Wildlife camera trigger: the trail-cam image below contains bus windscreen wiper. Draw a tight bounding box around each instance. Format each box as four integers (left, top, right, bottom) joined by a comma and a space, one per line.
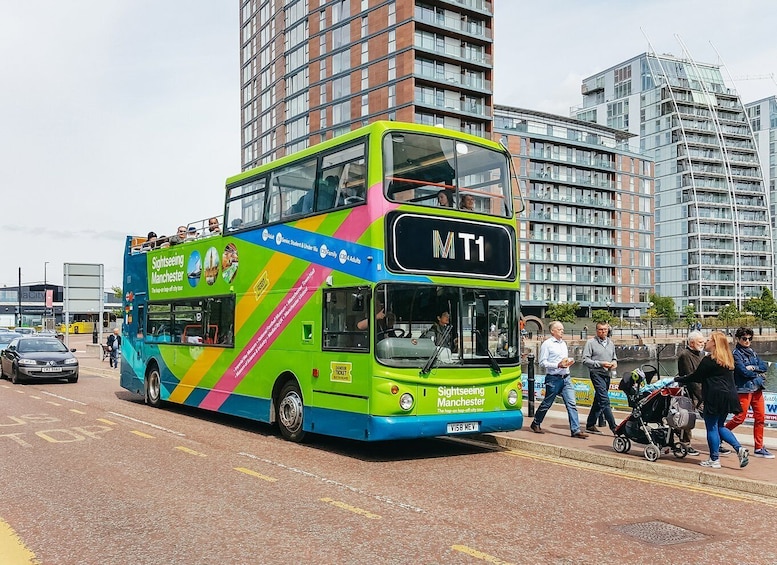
420, 324, 453, 375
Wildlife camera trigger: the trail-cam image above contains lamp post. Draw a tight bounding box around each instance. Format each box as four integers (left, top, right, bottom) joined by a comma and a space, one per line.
648, 301, 654, 337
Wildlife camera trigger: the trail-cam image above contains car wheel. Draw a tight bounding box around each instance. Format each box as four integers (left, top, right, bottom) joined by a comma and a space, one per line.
11, 365, 22, 385
146, 365, 162, 407
67, 374, 78, 383
277, 380, 306, 442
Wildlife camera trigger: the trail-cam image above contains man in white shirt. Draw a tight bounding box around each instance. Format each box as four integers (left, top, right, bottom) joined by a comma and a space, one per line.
529, 321, 588, 438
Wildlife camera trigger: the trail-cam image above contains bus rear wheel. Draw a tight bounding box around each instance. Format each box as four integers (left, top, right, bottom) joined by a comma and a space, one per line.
277, 381, 305, 442
146, 365, 162, 408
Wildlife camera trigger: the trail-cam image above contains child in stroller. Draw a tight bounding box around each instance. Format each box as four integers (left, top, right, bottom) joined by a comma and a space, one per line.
613, 364, 697, 462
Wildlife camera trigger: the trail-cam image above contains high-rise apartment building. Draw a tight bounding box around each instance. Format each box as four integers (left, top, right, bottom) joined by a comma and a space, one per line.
746, 95, 777, 284
576, 53, 774, 315
239, 0, 494, 171
494, 106, 654, 321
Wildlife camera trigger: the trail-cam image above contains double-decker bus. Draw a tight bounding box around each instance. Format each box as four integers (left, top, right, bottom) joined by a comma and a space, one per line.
120, 122, 522, 442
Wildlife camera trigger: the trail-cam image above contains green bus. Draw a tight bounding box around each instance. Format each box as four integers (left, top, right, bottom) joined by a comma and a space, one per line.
120, 121, 523, 442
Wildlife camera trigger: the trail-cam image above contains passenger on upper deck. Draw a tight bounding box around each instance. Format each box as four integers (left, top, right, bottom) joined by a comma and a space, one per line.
186, 226, 199, 240
208, 218, 221, 235
437, 190, 453, 207
459, 194, 475, 211
141, 231, 158, 251
169, 226, 187, 246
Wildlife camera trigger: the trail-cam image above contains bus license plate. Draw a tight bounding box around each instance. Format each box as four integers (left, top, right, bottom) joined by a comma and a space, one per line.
447, 422, 479, 434
41, 367, 62, 373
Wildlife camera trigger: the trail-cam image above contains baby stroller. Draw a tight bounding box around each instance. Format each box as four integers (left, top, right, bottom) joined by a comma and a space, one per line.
612, 364, 697, 462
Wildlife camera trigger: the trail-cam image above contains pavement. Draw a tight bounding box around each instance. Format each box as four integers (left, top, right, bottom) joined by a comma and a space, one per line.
69, 334, 777, 499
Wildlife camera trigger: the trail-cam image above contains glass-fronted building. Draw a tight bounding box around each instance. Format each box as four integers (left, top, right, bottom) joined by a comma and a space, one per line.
576, 53, 774, 315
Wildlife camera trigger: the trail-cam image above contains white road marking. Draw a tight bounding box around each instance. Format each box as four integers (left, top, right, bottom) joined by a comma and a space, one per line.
39, 391, 87, 405
238, 451, 425, 514
107, 412, 186, 437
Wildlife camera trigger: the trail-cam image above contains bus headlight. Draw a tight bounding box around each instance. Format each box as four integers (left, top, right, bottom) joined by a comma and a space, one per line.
507, 389, 518, 406
399, 393, 414, 411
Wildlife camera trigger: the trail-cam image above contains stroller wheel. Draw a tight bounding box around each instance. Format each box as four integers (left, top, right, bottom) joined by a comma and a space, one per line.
644, 444, 661, 462
613, 436, 630, 453
672, 442, 688, 459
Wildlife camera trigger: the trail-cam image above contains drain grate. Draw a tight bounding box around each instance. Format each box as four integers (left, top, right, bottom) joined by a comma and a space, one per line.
613, 520, 708, 546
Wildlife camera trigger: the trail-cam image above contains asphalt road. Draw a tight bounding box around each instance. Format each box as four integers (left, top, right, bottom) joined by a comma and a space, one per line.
2, 367, 777, 564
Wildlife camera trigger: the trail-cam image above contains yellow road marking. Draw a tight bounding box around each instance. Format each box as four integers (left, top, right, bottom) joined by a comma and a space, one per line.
319, 497, 381, 519
175, 446, 206, 457
29, 395, 40, 399
69, 409, 86, 415
96, 419, 116, 425
0, 517, 39, 564
234, 467, 277, 482
499, 447, 777, 506
130, 430, 155, 439
452, 545, 514, 565
15, 390, 25, 394
45, 401, 60, 406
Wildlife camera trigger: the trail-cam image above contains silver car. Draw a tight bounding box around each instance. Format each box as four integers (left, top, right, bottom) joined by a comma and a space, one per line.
0, 336, 79, 384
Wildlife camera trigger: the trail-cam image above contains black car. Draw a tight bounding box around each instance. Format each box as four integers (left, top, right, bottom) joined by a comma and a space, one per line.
0, 336, 79, 384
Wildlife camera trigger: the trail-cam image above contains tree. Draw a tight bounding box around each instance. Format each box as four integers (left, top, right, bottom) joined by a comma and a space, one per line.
716, 302, 741, 331
545, 302, 579, 323
744, 287, 777, 327
648, 293, 677, 323
112, 285, 123, 299
682, 305, 699, 329
591, 309, 614, 325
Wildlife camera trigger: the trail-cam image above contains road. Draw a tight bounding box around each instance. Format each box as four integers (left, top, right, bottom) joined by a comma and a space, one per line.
2, 368, 776, 564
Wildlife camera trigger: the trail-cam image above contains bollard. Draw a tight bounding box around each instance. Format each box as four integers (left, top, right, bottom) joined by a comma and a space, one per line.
527, 353, 535, 418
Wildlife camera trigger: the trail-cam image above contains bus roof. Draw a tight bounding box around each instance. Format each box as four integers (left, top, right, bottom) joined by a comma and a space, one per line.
225, 121, 506, 187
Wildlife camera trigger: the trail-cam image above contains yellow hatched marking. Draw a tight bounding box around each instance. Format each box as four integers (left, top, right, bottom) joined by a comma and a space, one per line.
452, 545, 514, 565
96, 418, 117, 425
175, 446, 206, 457
0, 518, 39, 564
130, 430, 155, 439
234, 467, 277, 482
69, 409, 87, 415
46, 401, 61, 406
319, 497, 381, 520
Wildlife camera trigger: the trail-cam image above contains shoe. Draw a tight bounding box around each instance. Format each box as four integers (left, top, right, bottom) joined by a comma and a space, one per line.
585, 426, 603, 435
571, 431, 589, 439
530, 422, 544, 434
718, 446, 732, 456
738, 447, 749, 468
754, 448, 775, 459
700, 459, 721, 469
685, 446, 701, 456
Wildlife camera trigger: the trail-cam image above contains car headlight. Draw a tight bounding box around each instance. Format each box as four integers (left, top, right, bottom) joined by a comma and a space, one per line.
64, 358, 78, 365
507, 389, 518, 406
18, 359, 37, 365
399, 393, 414, 411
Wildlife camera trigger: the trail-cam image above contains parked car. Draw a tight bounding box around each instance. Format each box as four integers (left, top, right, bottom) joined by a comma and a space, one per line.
0, 331, 22, 355
0, 336, 79, 384
14, 327, 36, 335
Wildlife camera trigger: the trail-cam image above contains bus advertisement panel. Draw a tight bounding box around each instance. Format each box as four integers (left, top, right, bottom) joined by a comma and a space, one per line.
120, 122, 523, 442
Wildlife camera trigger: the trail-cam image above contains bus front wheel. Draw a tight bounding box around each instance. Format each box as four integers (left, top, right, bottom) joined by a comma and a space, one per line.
277, 381, 306, 442
146, 365, 162, 408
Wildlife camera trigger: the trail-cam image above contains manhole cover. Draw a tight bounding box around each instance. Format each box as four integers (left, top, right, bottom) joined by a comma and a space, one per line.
613, 520, 708, 546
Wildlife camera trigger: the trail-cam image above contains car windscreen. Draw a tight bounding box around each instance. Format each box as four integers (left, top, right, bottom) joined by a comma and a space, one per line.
17, 339, 69, 353
0, 333, 22, 345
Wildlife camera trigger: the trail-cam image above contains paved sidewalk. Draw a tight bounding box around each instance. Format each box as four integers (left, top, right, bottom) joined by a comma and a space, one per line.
486, 401, 777, 499
70, 334, 776, 497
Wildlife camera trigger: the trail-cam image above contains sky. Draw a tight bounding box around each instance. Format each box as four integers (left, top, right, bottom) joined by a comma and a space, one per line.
2, 1, 776, 290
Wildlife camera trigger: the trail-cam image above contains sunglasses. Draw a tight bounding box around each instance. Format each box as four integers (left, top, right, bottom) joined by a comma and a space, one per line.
739, 336, 752, 342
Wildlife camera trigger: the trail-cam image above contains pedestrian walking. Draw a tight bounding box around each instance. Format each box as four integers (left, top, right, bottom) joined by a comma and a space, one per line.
725, 327, 774, 458
529, 321, 588, 438
675, 330, 706, 456
107, 328, 122, 369
582, 322, 618, 435
675, 331, 749, 469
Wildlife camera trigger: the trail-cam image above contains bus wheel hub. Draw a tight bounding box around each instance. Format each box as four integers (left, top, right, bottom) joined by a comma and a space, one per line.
279, 391, 303, 432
